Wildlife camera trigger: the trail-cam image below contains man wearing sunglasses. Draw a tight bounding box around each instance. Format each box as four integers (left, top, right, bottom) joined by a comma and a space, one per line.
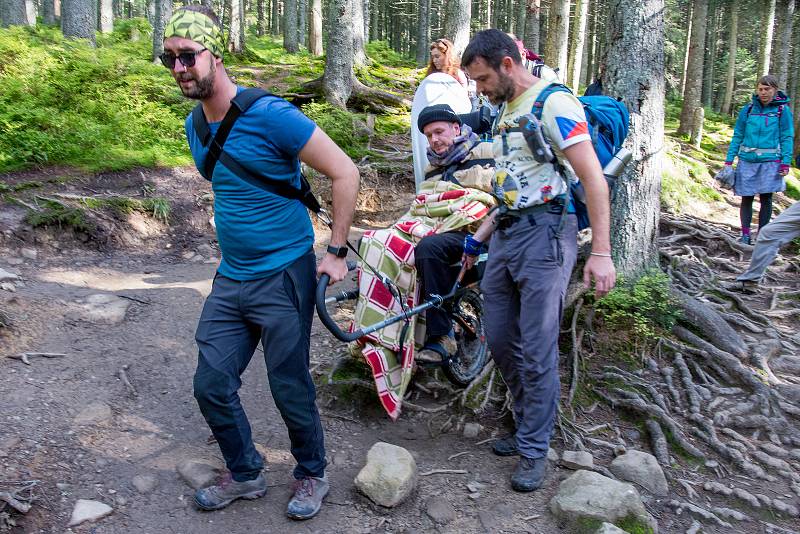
162, 5, 359, 521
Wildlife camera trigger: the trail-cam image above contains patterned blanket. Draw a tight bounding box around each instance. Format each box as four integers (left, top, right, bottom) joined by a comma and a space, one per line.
349, 180, 495, 419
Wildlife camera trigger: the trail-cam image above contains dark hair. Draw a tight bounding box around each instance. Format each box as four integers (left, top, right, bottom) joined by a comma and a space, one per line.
462, 29, 521, 70
181, 3, 222, 28
757, 74, 779, 89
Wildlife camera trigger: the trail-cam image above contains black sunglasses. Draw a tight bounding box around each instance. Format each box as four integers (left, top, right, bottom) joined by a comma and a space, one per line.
159, 48, 208, 69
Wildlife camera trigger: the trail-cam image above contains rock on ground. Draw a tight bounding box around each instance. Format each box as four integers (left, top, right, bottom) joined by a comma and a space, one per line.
132, 474, 159, 494
73, 401, 112, 426
0, 268, 19, 282
75, 294, 130, 325
68, 499, 113, 526
560, 450, 594, 470
354, 442, 417, 507
610, 450, 669, 496
176, 458, 223, 490
550, 470, 657, 533
463, 423, 482, 439
596, 522, 630, 533
425, 497, 456, 525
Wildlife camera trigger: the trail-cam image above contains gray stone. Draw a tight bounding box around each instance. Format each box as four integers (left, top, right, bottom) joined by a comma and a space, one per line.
68, 499, 113, 526
560, 450, 594, 470
176, 458, 223, 490
550, 470, 657, 533
196, 244, 215, 258
425, 497, 456, 525
5, 257, 23, 266
20, 248, 37, 260
547, 448, 559, 462
75, 294, 130, 325
595, 523, 630, 534
0, 268, 19, 282
132, 474, 158, 494
463, 423, 482, 439
1, 282, 16, 292
610, 450, 668, 496
354, 442, 417, 507
74, 401, 112, 426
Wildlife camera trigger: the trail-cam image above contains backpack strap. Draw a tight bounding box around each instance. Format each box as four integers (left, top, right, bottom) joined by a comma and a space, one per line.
532, 83, 572, 121
191, 88, 322, 214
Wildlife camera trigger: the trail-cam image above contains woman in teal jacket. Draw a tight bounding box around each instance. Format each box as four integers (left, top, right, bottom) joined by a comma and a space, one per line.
725, 75, 794, 244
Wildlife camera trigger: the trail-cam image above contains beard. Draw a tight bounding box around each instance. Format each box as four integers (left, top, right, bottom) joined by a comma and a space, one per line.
487, 71, 516, 105
176, 59, 216, 100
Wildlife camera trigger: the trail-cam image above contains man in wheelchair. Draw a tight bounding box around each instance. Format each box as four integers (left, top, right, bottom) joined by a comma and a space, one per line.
349, 104, 496, 419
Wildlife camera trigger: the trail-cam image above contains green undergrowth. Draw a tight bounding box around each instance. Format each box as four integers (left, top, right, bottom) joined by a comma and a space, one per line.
573, 515, 653, 534
23, 195, 170, 232
0, 23, 194, 173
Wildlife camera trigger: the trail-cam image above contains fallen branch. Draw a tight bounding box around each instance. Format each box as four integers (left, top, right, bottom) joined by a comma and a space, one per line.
419, 469, 468, 476
116, 364, 138, 397
9, 352, 66, 365
0, 492, 30, 514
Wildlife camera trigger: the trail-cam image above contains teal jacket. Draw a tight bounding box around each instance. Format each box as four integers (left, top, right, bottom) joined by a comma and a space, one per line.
726, 91, 794, 165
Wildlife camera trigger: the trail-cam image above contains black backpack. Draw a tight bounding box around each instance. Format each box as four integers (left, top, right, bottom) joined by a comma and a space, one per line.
191, 88, 321, 214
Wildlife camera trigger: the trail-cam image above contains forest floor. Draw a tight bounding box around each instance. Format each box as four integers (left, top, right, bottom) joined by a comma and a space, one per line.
2, 134, 800, 534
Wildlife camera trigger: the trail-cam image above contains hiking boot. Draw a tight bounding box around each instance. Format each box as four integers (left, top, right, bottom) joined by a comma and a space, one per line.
286, 475, 329, 520
194, 472, 267, 511
511, 456, 547, 492
740, 234, 751, 245
416, 334, 457, 363
491, 434, 519, 456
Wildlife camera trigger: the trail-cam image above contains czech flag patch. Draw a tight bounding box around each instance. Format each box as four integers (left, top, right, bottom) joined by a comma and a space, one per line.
555, 116, 589, 140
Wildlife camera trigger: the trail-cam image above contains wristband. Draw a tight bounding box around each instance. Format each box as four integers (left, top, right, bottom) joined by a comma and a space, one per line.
590, 252, 612, 258
463, 234, 483, 256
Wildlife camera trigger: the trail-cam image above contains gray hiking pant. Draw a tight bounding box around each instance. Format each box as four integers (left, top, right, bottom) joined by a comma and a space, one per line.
481, 210, 578, 459
737, 201, 800, 283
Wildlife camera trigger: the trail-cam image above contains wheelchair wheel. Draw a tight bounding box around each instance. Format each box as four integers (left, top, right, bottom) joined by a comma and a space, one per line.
443, 288, 489, 386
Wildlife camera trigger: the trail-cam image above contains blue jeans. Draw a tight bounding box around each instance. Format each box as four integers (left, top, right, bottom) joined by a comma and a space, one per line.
193, 251, 326, 481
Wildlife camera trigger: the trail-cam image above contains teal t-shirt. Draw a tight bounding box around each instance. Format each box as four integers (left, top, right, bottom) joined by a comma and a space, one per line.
186, 91, 316, 280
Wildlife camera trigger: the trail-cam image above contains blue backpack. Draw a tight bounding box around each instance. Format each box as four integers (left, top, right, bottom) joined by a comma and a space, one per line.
532, 83, 630, 230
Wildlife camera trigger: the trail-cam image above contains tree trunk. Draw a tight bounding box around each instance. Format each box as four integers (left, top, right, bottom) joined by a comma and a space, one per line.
774, 0, 793, 88
543, 0, 569, 76
416, 0, 430, 65
584, 5, 597, 85
228, 0, 245, 53
701, 0, 717, 107
679, 2, 693, 98
604, 0, 665, 276
99, 0, 114, 32
677, 0, 707, 137
758, 0, 776, 77
284, 0, 299, 52
323, 0, 355, 108
309, 0, 323, 55
515, 0, 526, 37
790, 18, 800, 118
257, 0, 266, 36
690, 106, 704, 147
298, 0, 308, 48
352, 0, 367, 66
43, 0, 57, 24
61, 0, 96, 45
152, 0, 172, 61
363, 0, 370, 44
567, 0, 589, 92
443, 0, 471, 57
271, 0, 280, 35
3, 0, 34, 26
523, 0, 540, 52
721, 2, 737, 115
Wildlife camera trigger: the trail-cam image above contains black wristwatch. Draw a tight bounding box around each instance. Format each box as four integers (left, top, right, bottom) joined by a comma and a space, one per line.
326, 244, 348, 258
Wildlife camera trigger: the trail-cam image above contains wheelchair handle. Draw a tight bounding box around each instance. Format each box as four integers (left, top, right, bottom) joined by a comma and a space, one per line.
316, 273, 364, 342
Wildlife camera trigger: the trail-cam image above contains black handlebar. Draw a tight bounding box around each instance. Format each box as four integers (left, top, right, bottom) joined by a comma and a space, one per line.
315, 273, 364, 342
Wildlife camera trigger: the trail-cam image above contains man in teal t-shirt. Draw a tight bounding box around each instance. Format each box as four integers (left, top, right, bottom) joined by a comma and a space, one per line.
163, 5, 359, 520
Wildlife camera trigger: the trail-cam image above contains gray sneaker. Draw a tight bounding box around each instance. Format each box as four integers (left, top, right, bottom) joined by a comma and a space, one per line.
286, 475, 329, 520
194, 472, 267, 511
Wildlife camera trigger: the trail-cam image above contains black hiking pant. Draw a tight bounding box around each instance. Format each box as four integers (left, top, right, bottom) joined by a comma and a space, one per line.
415, 231, 467, 340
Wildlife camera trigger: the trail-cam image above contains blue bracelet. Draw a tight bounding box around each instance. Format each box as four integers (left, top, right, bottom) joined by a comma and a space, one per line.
464, 234, 483, 256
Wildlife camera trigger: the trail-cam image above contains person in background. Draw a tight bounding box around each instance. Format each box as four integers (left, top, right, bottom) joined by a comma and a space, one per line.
736, 200, 800, 289
427, 38, 469, 89
725, 74, 794, 245
507, 33, 560, 83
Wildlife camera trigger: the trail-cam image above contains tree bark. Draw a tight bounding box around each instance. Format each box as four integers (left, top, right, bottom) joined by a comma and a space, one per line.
61, 0, 96, 45
352, 0, 367, 66
679, 2, 693, 98
43, 0, 57, 24
298, 0, 308, 48
584, 5, 597, 85
257, 0, 266, 36
362, 0, 370, 44
523, 0, 541, 52
604, 0, 665, 276
758, 0, 776, 77
515, 0, 526, 37
271, 0, 280, 35
309, 0, 323, 55
152, 0, 172, 61
323, 0, 355, 108
677, 0, 707, 137
228, 0, 245, 53
567, 0, 589, 92
416, 0, 431, 65
701, 0, 717, 108
99, 0, 114, 32
721, 2, 737, 115
774, 0, 794, 88
3, 0, 34, 26
443, 0, 471, 58
543, 0, 569, 76
284, 0, 299, 52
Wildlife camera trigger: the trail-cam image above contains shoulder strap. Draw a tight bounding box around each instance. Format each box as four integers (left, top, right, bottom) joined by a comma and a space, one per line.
424, 158, 494, 181
532, 83, 572, 120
